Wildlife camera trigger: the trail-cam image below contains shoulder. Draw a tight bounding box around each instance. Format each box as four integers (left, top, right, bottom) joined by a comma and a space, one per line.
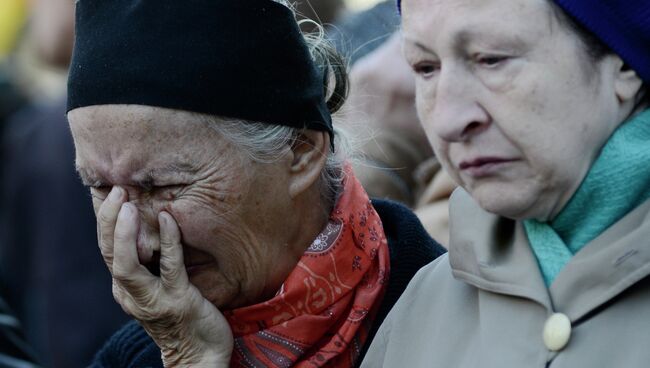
378, 254, 478, 344
358, 199, 446, 363
360, 255, 459, 367
371, 197, 446, 285
90, 320, 163, 368
391, 253, 453, 308
371, 198, 446, 313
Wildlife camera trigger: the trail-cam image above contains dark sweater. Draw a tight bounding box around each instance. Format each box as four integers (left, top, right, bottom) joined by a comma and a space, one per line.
90, 199, 446, 368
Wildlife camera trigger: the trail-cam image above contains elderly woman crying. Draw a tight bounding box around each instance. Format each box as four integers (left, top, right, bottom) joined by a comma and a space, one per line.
362, 0, 650, 367
67, 0, 444, 367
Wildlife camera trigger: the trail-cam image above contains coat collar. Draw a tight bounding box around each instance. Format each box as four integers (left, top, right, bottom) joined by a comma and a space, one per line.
448, 188, 650, 319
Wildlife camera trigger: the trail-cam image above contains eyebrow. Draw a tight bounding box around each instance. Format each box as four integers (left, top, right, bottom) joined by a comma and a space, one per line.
403, 37, 436, 55
76, 162, 200, 188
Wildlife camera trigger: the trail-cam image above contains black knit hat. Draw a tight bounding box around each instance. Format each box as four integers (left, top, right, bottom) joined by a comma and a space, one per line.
67, 0, 334, 137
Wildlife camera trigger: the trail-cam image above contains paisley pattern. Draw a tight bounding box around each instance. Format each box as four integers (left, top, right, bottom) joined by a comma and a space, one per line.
307, 220, 342, 253
226, 168, 390, 367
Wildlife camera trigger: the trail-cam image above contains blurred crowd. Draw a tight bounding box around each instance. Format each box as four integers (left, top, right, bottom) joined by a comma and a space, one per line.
0, 0, 453, 366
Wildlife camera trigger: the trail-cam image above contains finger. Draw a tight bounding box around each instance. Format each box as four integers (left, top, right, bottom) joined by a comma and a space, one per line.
97, 186, 126, 272
113, 203, 155, 293
112, 281, 139, 317
158, 211, 189, 289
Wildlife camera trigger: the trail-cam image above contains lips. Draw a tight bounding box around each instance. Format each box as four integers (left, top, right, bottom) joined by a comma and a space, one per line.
458, 156, 518, 177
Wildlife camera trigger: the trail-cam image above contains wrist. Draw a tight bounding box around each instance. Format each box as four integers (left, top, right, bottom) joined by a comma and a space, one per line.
162, 351, 231, 368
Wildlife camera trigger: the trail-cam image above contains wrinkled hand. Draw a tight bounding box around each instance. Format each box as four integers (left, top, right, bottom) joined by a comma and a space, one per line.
97, 186, 233, 367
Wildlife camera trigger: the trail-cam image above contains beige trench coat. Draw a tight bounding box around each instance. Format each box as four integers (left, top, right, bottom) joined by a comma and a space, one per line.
361, 189, 650, 367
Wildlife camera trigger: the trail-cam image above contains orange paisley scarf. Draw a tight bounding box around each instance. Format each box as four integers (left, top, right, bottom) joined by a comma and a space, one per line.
225, 169, 390, 367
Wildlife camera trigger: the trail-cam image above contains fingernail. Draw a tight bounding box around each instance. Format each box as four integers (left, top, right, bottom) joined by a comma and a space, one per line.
158, 211, 169, 225
121, 202, 134, 216
109, 186, 123, 201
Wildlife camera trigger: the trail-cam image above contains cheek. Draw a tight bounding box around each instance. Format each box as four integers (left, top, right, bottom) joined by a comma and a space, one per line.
415, 81, 436, 119
436, 146, 463, 186
167, 198, 239, 247
415, 91, 441, 145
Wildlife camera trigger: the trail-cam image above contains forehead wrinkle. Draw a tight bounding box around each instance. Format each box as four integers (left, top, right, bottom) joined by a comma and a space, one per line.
454, 29, 529, 53
405, 0, 549, 51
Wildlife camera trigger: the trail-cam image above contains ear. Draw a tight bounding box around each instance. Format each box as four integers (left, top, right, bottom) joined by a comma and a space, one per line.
611, 56, 643, 105
288, 130, 330, 199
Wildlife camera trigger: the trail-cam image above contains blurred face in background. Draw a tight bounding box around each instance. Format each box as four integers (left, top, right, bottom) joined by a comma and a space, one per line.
30, 0, 75, 68
401, 0, 639, 221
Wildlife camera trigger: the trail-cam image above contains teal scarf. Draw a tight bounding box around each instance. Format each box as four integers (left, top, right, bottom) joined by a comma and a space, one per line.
524, 109, 650, 286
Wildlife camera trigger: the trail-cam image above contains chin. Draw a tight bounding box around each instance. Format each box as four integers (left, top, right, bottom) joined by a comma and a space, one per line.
470, 182, 539, 220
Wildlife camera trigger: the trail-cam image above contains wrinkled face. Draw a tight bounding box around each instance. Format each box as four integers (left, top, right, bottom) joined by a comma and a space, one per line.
402, 0, 624, 220
69, 105, 295, 309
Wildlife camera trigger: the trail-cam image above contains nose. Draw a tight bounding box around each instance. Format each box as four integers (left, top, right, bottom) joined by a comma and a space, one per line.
428, 65, 491, 142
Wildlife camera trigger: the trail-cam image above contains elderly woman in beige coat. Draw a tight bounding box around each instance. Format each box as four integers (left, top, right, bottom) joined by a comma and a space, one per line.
362, 0, 650, 367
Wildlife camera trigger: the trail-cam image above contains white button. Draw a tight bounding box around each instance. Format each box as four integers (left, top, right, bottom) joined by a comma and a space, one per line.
543, 313, 571, 351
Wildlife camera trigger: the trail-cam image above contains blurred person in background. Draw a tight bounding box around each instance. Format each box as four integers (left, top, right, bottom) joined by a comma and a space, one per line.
331, 2, 455, 245
0, 0, 27, 60
0, 4, 35, 366
330, 0, 399, 65
0, 0, 128, 366
0, 4, 43, 366
343, 34, 456, 246
0, 0, 28, 129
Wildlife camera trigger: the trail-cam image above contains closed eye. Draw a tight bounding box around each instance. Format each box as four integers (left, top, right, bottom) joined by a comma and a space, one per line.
412, 61, 440, 79
89, 186, 112, 200
476, 55, 509, 68
152, 184, 186, 200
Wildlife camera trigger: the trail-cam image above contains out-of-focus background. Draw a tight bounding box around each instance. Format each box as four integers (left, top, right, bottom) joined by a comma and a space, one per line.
347, 0, 383, 10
